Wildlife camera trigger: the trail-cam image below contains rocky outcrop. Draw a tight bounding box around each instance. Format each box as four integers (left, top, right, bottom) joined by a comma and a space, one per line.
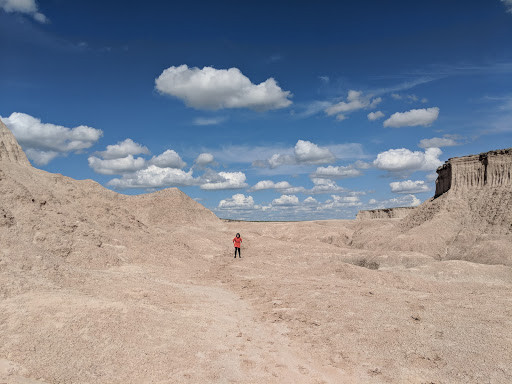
435, 148, 512, 197
0, 118, 31, 166
356, 207, 416, 220
352, 147, 512, 266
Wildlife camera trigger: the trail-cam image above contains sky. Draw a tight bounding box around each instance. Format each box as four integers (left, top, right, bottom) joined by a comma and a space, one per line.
1, 0, 512, 220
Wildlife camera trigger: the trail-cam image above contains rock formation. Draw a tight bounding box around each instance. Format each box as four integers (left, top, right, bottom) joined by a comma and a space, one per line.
0, 119, 31, 166
435, 148, 512, 197
353, 147, 512, 265
356, 207, 415, 220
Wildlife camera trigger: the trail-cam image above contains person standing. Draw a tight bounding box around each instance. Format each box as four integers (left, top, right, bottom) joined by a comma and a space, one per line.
233, 233, 242, 258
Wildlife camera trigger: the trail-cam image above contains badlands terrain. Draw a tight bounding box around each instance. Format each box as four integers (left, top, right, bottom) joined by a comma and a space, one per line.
0, 119, 511, 383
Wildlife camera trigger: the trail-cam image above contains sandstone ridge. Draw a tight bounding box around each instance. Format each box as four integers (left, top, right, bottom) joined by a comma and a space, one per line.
0, 119, 31, 166
356, 206, 415, 220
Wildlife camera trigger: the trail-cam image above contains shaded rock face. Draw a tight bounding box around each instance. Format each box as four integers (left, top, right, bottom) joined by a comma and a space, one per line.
356, 207, 416, 220
0, 118, 31, 166
435, 148, 512, 197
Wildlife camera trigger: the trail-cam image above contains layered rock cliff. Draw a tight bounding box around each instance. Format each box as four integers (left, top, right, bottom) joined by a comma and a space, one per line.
356, 207, 415, 220
435, 148, 512, 197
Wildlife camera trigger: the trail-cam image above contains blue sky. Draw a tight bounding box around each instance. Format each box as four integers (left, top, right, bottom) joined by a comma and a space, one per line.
1, 0, 512, 220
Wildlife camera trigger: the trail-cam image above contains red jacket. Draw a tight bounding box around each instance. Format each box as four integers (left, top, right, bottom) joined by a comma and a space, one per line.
233, 237, 242, 248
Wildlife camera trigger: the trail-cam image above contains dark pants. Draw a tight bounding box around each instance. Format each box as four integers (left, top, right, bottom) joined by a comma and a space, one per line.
234, 247, 241, 258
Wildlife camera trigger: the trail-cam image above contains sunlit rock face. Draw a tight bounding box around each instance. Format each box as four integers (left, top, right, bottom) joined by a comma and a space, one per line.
435, 148, 512, 197
0, 118, 31, 166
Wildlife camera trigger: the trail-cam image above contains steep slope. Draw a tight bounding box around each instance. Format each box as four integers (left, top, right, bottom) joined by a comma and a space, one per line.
0, 119, 30, 166
352, 148, 512, 265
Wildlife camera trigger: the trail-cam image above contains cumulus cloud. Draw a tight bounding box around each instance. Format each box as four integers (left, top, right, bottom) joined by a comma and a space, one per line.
322, 195, 362, 209
309, 178, 348, 194
418, 137, 459, 149
192, 117, 227, 126
149, 149, 186, 169
2, 112, 103, 165
253, 140, 335, 169
389, 180, 431, 194
218, 194, 259, 210
368, 111, 385, 121
373, 147, 443, 174
0, 0, 47, 22
97, 138, 150, 160
249, 180, 306, 194
88, 155, 146, 175
272, 194, 300, 206
200, 171, 248, 190
155, 65, 292, 111
501, 0, 512, 13
325, 90, 381, 121
195, 153, 215, 167
383, 107, 439, 128
368, 194, 422, 209
107, 166, 196, 189
303, 196, 318, 205
310, 165, 362, 179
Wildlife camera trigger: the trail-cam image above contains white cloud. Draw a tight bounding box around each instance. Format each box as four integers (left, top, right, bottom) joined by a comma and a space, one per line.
107, 166, 196, 189
272, 194, 300, 206
303, 196, 318, 205
383, 107, 439, 128
368, 194, 422, 209
389, 180, 431, 194
367, 111, 385, 121
200, 171, 248, 190
418, 137, 459, 149
295, 140, 335, 164
249, 180, 306, 194
310, 165, 362, 179
88, 155, 146, 175
150, 149, 186, 169
322, 195, 362, 209
155, 65, 292, 111
373, 147, 443, 173
24, 149, 58, 165
97, 138, 149, 159
2, 112, 103, 165
501, 0, 512, 13
319, 76, 330, 83
218, 194, 259, 210
391, 93, 421, 102
325, 90, 381, 121
0, 0, 47, 22
195, 152, 215, 166
192, 117, 227, 126
253, 140, 335, 169
353, 160, 372, 169
309, 178, 348, 194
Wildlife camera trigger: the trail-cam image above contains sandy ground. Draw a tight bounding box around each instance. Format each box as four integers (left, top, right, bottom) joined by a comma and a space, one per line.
1, 214, 511, 383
